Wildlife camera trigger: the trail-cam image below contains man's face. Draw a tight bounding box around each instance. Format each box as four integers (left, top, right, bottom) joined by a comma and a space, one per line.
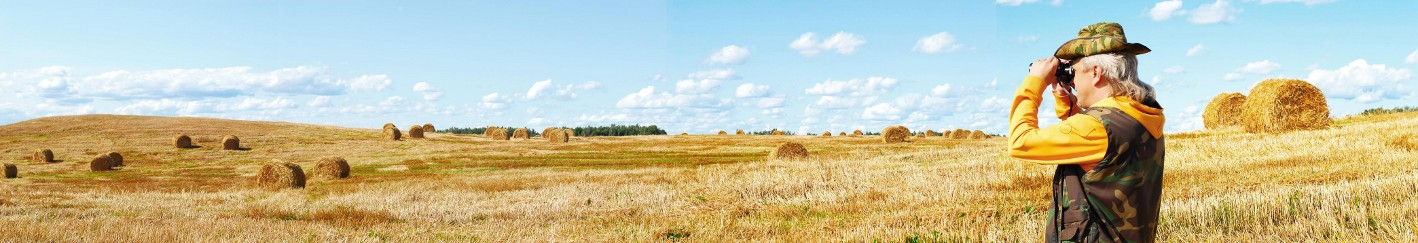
1071, 64, 1096, 105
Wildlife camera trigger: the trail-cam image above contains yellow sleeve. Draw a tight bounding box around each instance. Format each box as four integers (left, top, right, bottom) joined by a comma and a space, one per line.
1053, 88, 1079, 120
1008, 75, 1107, 165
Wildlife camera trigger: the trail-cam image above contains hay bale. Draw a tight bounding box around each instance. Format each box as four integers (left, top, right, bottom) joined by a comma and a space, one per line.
90, 154, 113, 172
915, 134, 925, 138
771, 129, 785, 135
32, 149, 54, 163
838, 132, 846, 136
679, 132, 689, 136
256, 160, 305, 190
543, 127, 557, 138
548, 128, 570, 143
222, 135, 241, 150
951, 129, 969, 139
1241, 79, 1331, 133
312, 156, 350, 180
970, 130, 988, 139
769, 142, 809, 160
423, 123, 435, 133
718, 130, 728, 135
1204, 93, 1247, 129
852, 130, 863, 137
490, 128, 510, 140
3, 164, 16, 179
881, 126, 909, 143
382, 123, 403, 141
821, 131, 832, 137
925, 130, 937, 137
513, 128, 530, 139
483, 126, 496, 136
736, 129, 745, 135
408, 125, 425, 139
107, 152, 124, 167
174, 134, 193, 148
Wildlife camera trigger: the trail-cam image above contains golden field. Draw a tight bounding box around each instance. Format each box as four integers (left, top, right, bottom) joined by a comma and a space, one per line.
1, 113, 1416, 241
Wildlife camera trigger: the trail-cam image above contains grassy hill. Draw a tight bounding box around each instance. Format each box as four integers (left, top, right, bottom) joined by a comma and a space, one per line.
0, 113, 1415, 241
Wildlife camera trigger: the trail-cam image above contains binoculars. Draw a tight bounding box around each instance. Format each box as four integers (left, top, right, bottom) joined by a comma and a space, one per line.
1030, 62, 1075, 87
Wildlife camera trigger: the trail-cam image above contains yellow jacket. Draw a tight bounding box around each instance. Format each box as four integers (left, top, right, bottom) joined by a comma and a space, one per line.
1007, 75, 1165, 170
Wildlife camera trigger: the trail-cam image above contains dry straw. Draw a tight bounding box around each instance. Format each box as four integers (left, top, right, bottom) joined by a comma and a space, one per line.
257, 160, 305, 190
174, 134, 193, 148
881, 126, 909, 143
543, 127, 557, 138
107, 152, 124, 167
32, 149, 54, 163
313, 156, 350, 180
970, 130, 988, 139
383, 123, 403, 141
423, 123, 435, 133
483, 126, 496, 136
222, 135, 241, 150
408, 125, 425, 139
548, 128, 570, 143
718, 130, 728, 135
3, 164, 16, 178
838, 132, 846, 136
821, 131, 832, 137
491, 128, 510, 140
1204, 92, 1248, 129
513, 128, 530, 139
736, 129, 745, 135
926, 130, 937, 137
1241, 78, 1330, 133
951, 129, 969, 139
771, 129, 785, 136
769, 142, 809, 160
90, 154, 113, 172
851, 130, 863, 137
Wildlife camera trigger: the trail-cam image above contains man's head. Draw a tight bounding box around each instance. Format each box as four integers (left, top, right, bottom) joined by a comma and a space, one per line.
1054, 22, 1155, 107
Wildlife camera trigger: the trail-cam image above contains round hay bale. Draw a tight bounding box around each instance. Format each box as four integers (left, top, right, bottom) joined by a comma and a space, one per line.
491, 128, 510, 140
3, 164, 16, 178
382, 124, 403, 141
769, 142, 809, 160
548, 128, 570, 143
312, 156, 350, 180
174, 134, 193, 148
838, 132, 846, 136
881, 126, 909, 143
408, 125, 425, 139
513, 128, 530, 139
256, 160, 305, 190
679, 132, 689, 136
969, 130, 988, 139
222, 135, 241, 150
735, 129, 745, 135
925, 130, 937, 137
1241, 78, 1330, 133
90, 154, 113, 172
483, 126, 496, 136
107, 152, 124, 167
718, 130, 728, 135
821, 131, 832, 137
1203, 93, 1247, 129
951, 129, 969, 139
423, 123, 435, 133
32, 149, 54, 163
771, 129, 785, 136
851, 130, 863, 137
915, 134, 925, 138
543, 127, 557, 138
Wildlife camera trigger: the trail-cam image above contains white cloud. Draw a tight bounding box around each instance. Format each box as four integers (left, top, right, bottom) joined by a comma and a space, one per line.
378, 96, 406, 107
1163, 66, 1186, 74
1149, 0, 1186, 21
615, 86, 727, 109
524, 80, 602, 100
525, 80, 553, 100
805, 77, 899, 97
789, 32, 865, 57
675, 79, 721, 95
862, 103, 904, 120
480, 93, 511, 110
913, 32, 963, 54
1167, 105, 1205, 133
1, 66, 392, 104
757, 97, 786, 108
114, 99, 212, 116
345, 74, 393, 92
412, 82, 443, 101
1223, 73, 1243, 81
227, 97, 295, 111
984, 78, 999, 89
735, 83, 772, 98
1406, 49, 1418, 64
994, 0, 1039, 6
930, 84, 954, 97
1307, 59, 1413, 103
686, 69, 740, 80
1186, 44, 1206, 57
307, 96, 332, 107
705, 45, 750, 65
1238, 60, 1282, 74
1190, 0, 1238, 24
1258, 0, 1335, 6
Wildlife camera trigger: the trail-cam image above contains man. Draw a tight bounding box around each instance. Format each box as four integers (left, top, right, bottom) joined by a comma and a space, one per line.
1009, 22, 1166, 242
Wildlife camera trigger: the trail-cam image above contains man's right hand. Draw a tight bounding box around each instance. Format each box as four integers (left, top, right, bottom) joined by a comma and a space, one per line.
1028, 57, 1059, 85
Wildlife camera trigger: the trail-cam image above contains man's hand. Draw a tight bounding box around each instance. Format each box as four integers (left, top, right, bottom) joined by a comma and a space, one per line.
1028, 57, 1059, 85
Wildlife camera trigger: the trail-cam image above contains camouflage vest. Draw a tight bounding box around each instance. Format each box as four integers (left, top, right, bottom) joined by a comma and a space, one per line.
1045, 106, 1165, 243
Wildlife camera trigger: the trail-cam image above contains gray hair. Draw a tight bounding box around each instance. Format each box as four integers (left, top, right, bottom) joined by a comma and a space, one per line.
1074, 53, 1155, 103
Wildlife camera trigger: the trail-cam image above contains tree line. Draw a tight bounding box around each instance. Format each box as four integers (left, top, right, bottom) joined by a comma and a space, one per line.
442, 124, 667, 137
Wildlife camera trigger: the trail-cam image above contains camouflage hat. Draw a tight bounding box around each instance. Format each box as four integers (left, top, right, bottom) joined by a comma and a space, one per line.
1054, 22, 1151, 60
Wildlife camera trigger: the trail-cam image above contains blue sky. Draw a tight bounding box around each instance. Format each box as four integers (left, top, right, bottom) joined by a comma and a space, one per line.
1, 0, 1414, 134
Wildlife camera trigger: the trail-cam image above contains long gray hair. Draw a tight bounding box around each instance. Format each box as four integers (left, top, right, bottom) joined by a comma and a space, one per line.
1074, 53, 1155, 103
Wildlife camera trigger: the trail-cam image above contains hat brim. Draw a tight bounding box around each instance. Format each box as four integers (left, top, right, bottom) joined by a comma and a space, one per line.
1053, 36, 1151, 60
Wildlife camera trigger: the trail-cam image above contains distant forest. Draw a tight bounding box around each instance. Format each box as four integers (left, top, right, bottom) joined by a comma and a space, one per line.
442, 124, 667, 137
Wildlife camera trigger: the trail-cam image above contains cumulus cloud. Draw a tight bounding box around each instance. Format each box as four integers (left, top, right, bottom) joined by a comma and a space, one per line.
735, 83, 772, 98
524, 80, 602, 100
114, 99, 213, 116
307, 96, 333, 107
705, 45, 750, 65
1407, 49, 1418, 64
1149, 0, 1186, 21
686, 69, 740, 80
1307, 59, 1413, 103
1, 66, 392, 104
412, 82, 443, 101
1163, 66, 1186, 74
994, 0, 1038, 6
615, 86, 728, 110
789, 32, 865, 57
1190, 0, 1238, 24
480, 92, 511, 110
675, 79, 722, 95
930, 84, 954, 97
1238, 60, 1282, 74
227, 97, 296, 111
1258, 0, 1335, 6
1223, 73, 1243, 81
805, 77, 899, 97
914, 32, 963, 54
1186, 44, 1206, 57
